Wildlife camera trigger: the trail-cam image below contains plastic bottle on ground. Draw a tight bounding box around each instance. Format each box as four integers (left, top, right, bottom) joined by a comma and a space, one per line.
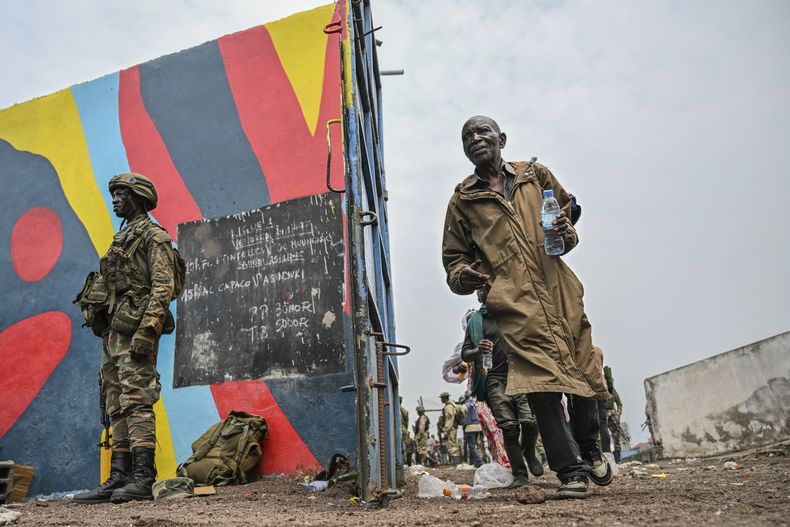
304, 480, 328, 492
417, 473, 448, 498
541, 189, 564, 256
442, 483, 490, 500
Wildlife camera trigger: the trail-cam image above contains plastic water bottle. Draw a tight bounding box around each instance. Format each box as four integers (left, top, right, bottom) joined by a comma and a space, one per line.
442, 483, 490, 500
304, 480, 328, 492
541, 189, 565, 256
482, 351, 493, 370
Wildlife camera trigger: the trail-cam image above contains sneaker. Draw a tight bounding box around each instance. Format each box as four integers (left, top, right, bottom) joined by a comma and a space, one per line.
554, 476, 589, 499
582, 447, 613, 486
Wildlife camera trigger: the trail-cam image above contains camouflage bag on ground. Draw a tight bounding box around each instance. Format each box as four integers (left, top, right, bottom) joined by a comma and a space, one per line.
177, 411, 268, 486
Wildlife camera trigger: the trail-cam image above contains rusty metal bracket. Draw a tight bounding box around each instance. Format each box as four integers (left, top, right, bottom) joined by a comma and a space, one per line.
381, 342, 410, 356
325, 119, 344, 193
366, 331, 410, 356
357, 210, 378, 226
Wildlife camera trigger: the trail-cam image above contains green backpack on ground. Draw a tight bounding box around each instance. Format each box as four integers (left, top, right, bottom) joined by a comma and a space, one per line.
177, 411, 268, 486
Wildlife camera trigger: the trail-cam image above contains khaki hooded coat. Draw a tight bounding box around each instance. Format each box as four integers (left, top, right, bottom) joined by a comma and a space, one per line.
442, 160, 608, 399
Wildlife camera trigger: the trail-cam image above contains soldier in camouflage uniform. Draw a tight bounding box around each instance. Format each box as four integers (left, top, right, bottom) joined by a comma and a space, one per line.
439, 392, 461, 465
413, 406, 430, 465
74, 173, 177, 504
400, 397, 412, 465
604, 366, 624, 462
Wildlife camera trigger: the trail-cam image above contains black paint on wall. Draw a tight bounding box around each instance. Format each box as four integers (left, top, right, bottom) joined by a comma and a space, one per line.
174, 193, 345, 387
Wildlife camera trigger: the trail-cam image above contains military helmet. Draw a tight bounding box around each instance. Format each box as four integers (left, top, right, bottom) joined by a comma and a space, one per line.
457, 396, 466, 404
439, 392, 450, 400
416, 405, 425, 412
109, 172, 158, 211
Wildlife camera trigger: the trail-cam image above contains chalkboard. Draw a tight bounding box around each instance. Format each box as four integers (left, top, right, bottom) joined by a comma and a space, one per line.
174, 193, 345, 388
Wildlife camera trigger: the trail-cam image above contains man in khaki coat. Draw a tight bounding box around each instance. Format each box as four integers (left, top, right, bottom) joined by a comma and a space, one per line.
442, 115, 612, 499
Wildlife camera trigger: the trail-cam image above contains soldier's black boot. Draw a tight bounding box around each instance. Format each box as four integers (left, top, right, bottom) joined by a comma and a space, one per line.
111, 447, 156, 503
503, 429, 530, 488
73, 451, 132, 504
521, 423, 545, 477
614, 449, 621, 463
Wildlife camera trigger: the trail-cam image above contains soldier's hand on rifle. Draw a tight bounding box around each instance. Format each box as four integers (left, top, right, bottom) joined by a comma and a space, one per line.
131, 334, 154, 362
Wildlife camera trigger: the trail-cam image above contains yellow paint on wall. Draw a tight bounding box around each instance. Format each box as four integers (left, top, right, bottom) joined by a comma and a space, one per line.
0, 90, 113, 255
266, 3, 337, 136
153, 398, 177, 479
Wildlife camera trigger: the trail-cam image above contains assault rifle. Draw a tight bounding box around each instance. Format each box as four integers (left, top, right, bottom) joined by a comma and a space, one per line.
607, 414, 630, 443
97, 373, 112, 449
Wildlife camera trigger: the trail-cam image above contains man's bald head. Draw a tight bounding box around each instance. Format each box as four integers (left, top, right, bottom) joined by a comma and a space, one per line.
462, 115, 501, 134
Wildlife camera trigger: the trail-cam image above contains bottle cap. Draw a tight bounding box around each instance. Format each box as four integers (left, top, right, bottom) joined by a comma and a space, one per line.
542, 189, 554, 198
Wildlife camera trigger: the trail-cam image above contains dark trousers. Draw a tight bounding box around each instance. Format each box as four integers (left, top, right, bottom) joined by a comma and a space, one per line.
597, 400, 612, 452
464, 431, 484, 467
528, 392, 599, 482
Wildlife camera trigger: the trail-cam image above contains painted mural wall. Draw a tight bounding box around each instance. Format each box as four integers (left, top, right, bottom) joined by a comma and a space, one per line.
0, 2, 354, 495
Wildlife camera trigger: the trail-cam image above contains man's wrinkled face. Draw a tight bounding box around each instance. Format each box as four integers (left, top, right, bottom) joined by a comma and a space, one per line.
112, 188, 138, 219
462, 117, 506, 167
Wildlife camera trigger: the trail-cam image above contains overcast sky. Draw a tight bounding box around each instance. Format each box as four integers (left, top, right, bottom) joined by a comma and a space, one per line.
2, 0, 789, 445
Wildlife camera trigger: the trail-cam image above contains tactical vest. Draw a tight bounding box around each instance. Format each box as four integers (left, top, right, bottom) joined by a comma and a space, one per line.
75, 217, 183, 336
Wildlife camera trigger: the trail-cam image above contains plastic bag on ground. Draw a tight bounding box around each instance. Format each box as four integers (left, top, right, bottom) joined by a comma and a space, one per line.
408, 464, 427, 476
455, 463, 475, 471
0, 507, 21, 525
417, 473, 449, 498
473, 462, 514, 489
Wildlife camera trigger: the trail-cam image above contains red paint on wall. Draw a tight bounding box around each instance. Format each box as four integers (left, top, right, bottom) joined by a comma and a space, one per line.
0, 312, 71, 438
217, 16, 343, 204
10, 207, 63, 282
119, 66, 203, 240
210, 380, 322, 474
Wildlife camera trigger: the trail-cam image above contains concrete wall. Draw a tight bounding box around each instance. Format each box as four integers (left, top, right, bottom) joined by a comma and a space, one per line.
0, 2, 351, 495
645, 331, 790, 458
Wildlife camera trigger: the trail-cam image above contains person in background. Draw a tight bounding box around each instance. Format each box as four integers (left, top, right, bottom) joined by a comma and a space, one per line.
604, 366, 624, 462
413, 406, 430, 466
462, 289, 543, 488
593, 346, 613, 453
459, 393, 485, 468
400, 396, 413, 465
439, 392, 462, 465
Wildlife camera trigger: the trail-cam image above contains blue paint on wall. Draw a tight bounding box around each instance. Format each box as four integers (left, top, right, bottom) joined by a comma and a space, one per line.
139, 41, 271, 219
156, 303, 220, 463
70, 73, 130, 233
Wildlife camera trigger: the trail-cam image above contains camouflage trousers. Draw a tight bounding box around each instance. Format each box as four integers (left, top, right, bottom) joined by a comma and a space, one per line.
414, 432, 429, 457
607, 410, 622, 451
443, 426, 460, 457
101, 330, 161, 451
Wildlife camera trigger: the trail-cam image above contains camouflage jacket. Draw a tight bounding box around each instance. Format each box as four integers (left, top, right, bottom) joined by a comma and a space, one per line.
101, 215, 176, 340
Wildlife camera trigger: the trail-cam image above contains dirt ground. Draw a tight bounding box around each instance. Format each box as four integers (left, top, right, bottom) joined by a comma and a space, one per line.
8, 453, 790, 526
